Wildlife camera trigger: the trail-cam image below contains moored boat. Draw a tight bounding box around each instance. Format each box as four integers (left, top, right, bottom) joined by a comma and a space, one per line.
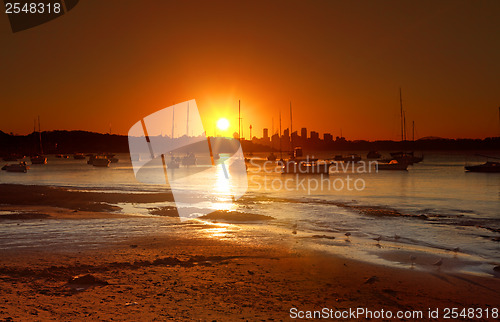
87, 155, 96, 165
389, 151, 423, 165
377, 160, 408, 171
181, 153, 196, 166
92, 156, 111, 167
2, 162, 29, 173
167, 156, 180, 169
465, 161, 500, 173
30, 155, 47, 164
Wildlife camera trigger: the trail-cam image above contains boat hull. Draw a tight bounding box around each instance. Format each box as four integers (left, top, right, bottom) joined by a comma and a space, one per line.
92, 159, 111, 167
377, 161, 408, 171
2, 163, 29, 172
30, 156, 47, 164
465, 162, 500, 173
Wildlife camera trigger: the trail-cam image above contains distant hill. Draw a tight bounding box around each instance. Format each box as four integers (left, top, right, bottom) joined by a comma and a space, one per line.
0, 130, 130, 154
417, 136, 446, 141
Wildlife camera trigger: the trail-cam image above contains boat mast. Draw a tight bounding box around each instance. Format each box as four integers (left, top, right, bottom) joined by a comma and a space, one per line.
186, 102, 189, 137
403, 111, 407, 142
238, 100, 241, 142
271, 117, 274, 151
290, 101, 293, 152
271, 117, 274, 139
412, 120, 415, 142
279, 110, 282, 160
400, 88, 404, 142
171, 105, 175, 139
38, 116, 43, 155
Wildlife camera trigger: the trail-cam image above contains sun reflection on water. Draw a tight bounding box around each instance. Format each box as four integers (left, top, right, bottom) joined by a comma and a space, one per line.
210, 162, 235, 212
202, 222, 235, 239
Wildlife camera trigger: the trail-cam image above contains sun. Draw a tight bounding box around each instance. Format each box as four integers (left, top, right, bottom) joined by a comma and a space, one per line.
216, 118, 230, 131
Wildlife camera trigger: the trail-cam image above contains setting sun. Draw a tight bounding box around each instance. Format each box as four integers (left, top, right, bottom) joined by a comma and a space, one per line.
216, 118, 230, 131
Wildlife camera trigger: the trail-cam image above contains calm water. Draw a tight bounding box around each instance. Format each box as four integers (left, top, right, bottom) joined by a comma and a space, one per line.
1, 152, 499, 275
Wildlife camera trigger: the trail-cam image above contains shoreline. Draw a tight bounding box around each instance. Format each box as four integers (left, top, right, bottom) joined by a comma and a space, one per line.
1, 183, 499, 277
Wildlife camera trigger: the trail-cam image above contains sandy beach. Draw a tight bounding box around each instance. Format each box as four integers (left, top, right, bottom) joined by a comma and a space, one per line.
0, 185, 499, 321
1, 233, 500, 321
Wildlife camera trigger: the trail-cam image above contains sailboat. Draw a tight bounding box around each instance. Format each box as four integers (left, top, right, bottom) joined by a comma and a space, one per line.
167, 155, 181, 169
2, 161, 29, 173
465, 154, 500, 173
266, 117, 278, 161
279, 110, 283, 162
377, 159, 408, 171
465, 161, 500, 173
282, 102, 330, 174
381, 89, 423, 165
181, 103, 196, 166
92, 156, 111, 167
167, 106, 180, 169
30, 116, 47, 165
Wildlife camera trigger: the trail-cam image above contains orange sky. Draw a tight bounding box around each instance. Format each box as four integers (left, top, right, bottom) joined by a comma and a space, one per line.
1, 0, 499, 140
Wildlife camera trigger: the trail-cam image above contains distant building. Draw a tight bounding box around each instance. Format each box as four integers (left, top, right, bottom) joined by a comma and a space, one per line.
301, 127, 307, 139
310, 131, 319, 141
271, 133, 280, 148
283, 128, 290, 138
263, 128, 269, 139
291, 131, 299, 145
323, 133, 333, 142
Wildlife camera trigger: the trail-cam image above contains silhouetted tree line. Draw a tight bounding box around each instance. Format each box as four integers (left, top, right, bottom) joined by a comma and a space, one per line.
0, 130, 498, 155
0, 130, 129, 154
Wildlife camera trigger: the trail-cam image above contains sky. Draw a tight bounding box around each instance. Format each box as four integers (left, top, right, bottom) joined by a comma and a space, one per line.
1, 0, 499, 140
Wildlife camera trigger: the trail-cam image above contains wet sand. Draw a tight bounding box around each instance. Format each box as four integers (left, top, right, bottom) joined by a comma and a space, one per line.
1, 184, 499, 320
0, 184, 174, 212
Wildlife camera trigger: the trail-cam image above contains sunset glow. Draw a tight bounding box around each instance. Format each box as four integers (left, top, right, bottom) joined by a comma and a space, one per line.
216, 118, 230, 131
1, 1, 499, 141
